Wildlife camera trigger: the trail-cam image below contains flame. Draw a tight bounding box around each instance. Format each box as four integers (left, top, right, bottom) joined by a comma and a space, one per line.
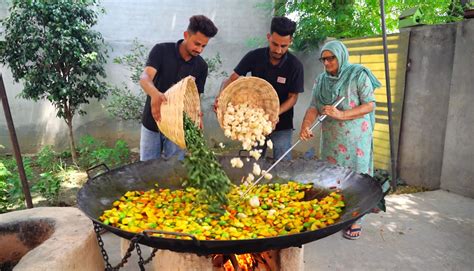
213, 253, 258, 270
235, 253, 255, 270
223, 259, 234, 271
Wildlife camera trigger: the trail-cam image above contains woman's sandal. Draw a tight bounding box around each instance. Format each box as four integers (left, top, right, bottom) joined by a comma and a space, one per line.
343, 224, 362, 240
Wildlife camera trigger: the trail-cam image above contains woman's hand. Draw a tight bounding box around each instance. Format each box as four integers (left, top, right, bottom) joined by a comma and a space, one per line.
300, 125, 314, 141
299, 107, 318, 141
321, 105, 345, 120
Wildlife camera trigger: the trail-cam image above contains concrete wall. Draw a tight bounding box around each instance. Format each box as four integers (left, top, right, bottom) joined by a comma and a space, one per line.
0, 0, 272, 153
439, 20, 474, 198
397, 24, 457, 190
398, 19, 474, 198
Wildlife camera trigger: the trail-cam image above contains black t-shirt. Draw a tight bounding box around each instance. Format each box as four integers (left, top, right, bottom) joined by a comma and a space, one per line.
234, 47, 304, 131
142, 40, 208, 132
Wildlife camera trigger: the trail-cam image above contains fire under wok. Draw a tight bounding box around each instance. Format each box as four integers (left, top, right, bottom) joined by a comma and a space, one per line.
77, 156, 382, 255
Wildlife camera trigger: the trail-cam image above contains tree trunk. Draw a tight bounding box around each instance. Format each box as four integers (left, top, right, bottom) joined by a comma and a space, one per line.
66, 115, 78, 165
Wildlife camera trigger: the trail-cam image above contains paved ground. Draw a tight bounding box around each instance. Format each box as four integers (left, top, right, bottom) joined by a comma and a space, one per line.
304, 190, 474, 270
101, 190, 474, 270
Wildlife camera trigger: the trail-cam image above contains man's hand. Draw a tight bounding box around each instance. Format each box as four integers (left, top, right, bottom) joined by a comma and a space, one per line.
199, 112, 204, 129
271, 116, 279, 130
213, 95, 219, 113
150, 92, 167, 122
214, 73, 240, 113
321, 105, 345, 120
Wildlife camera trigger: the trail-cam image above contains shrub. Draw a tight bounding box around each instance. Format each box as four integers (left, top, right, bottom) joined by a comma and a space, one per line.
37, 145, 58, 172
0, 161, 12, 213
33, 172, 61, 204
78, 135, 131, 169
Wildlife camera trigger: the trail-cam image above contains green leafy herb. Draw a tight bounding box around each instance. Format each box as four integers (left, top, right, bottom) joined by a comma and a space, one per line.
183, 114, 232, 211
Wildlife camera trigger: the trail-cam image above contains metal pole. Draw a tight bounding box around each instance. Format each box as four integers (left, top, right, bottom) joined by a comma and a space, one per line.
0, 74, 34, 208
379, 0, 397, 190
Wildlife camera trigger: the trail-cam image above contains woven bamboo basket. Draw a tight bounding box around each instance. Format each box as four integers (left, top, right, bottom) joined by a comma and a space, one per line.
157, 76, 201, 149
216, 76, 280, 129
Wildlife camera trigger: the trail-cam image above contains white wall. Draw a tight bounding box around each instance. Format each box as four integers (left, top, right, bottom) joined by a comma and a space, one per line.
0, 0, 273, 153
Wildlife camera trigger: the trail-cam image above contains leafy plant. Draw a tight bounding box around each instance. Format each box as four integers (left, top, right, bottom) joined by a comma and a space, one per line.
0, 161, 12, 213
33, 172, 61, 204
90, 141, 130, 168
0, 0, 108, 164
78, 135, 104, 168
114, 39, 148, 84
37, 145, 58, 172
274, 0, 464, 51
0, 157, 34, 211
106, 84, 145, 121
183, 114, 232, 213
77, 135, 130, 169
204, 53, 229, 79
59, 149, 72, 159
105, 39, 147, 122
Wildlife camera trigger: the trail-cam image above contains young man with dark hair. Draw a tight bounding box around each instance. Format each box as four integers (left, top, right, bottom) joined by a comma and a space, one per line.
139, 15, 218, 161
215, 16, 304, 160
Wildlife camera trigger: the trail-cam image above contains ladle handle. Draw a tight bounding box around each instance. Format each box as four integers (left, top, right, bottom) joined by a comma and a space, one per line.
240, 97, 345, 199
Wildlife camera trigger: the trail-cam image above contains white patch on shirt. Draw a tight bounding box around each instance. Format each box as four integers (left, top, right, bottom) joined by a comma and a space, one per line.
277, 76, 286, 84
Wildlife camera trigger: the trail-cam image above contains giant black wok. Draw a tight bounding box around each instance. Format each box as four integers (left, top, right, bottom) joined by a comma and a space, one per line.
77, 156, 382, 255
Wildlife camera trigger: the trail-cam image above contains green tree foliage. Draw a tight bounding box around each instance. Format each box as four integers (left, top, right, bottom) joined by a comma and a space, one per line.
0, 0, 108, 164
275, 0, 464, 51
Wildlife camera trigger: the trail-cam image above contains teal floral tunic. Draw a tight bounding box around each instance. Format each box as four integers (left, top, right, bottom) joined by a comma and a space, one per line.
310, 72, 376, 176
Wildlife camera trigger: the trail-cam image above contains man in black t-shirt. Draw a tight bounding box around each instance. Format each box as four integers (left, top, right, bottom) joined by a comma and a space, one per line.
139, 15, 218, 161
215, 16, 304, 160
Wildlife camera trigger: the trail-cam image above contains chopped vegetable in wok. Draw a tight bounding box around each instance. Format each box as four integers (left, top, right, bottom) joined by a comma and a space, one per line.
99, 182, 345, 240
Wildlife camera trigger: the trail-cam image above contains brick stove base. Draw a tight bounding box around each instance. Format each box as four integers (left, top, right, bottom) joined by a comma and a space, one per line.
121, 238, 304, 270
151, 246, 304, 271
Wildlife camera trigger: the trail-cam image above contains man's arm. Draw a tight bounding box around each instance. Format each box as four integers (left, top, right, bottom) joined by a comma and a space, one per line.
195, 66, 208, 129
279, 92, 299, 115
213, 72, 240, 111
220, 72, 240, 91
139, 66, 167, 122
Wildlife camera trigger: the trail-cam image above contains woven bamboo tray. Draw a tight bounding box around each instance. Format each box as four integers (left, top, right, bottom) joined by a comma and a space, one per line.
157, 76, 200, 149
216, 76, 279, 129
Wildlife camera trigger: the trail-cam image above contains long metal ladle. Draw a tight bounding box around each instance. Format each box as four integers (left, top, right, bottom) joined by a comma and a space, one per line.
240, 96, 345, 199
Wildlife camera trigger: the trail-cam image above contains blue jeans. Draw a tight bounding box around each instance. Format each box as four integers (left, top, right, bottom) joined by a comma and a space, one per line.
139, 125, 185, 161
261, 129, 293, 161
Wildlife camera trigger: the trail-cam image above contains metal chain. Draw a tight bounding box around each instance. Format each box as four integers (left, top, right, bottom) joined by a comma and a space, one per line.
112, 234, 141, 270
144, 248, 158, 265
135, 244, 158, 270
93, 222, 113, 270
93, 222, 144, 271
135, 243, 145, 271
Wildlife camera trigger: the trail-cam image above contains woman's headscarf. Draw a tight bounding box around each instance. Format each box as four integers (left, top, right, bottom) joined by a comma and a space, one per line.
314, 40, 381, 106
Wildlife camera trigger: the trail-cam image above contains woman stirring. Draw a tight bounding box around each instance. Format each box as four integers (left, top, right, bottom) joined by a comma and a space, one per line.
300, 40, 381, 240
